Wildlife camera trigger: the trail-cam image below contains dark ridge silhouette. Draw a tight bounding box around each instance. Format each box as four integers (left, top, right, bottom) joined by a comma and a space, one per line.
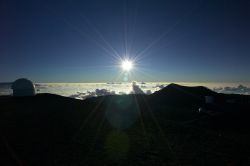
0, 84, 250, 165
153, 83, 217, 97
151, 83, 217, 107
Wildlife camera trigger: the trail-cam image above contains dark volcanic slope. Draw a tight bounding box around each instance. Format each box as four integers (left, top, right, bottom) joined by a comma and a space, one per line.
1, 84, 250, 166
151, 83, 218, 106
154, 83, 217, 97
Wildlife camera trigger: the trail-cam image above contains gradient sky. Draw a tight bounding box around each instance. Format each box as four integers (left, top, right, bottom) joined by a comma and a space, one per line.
1, 0, 249, 82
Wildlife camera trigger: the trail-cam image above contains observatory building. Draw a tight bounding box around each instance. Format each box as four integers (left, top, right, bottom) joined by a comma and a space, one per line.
12, 78, 35, 96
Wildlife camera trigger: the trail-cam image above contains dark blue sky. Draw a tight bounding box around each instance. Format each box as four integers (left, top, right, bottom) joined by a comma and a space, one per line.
1, 0, 249, 82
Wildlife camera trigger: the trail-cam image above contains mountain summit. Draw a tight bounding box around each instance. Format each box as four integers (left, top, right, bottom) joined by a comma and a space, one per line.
151, 83, 217, 106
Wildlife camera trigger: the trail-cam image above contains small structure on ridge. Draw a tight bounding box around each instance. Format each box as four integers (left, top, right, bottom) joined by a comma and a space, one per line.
12, 78, 35, 96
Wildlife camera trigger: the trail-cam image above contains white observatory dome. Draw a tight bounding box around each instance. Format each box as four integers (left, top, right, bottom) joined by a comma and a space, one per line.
12, 78, 35, 96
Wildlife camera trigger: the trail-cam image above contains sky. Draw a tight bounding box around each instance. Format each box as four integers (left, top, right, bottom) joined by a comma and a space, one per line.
0, 0, 249, 83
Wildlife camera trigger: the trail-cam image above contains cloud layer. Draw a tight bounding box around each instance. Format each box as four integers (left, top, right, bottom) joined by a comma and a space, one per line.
1, 82, 250, 99
213, 84, 250, 95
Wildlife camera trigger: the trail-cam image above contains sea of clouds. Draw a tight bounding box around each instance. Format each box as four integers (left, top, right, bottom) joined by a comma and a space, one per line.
213, 84, 250, 95
1, 82, 250, 99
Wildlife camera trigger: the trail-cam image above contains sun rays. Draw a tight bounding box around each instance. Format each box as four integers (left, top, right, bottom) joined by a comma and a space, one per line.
44, 1, 193, 83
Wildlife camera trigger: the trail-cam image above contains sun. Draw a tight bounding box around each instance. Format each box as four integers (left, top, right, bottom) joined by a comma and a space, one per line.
121, 59, 133, 72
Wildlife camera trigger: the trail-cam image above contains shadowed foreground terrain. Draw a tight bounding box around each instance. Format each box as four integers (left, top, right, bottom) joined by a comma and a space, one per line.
1, 84, 250, 166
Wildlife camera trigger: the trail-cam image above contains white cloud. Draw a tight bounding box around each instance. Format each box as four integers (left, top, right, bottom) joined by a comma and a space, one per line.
2, 82, 250, 99
213, 84, 250, 95
69, 88, 116, 99
95, 89, 116, 96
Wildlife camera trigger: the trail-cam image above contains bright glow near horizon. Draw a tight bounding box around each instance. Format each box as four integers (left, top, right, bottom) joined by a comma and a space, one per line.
121, 59, 133, 72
